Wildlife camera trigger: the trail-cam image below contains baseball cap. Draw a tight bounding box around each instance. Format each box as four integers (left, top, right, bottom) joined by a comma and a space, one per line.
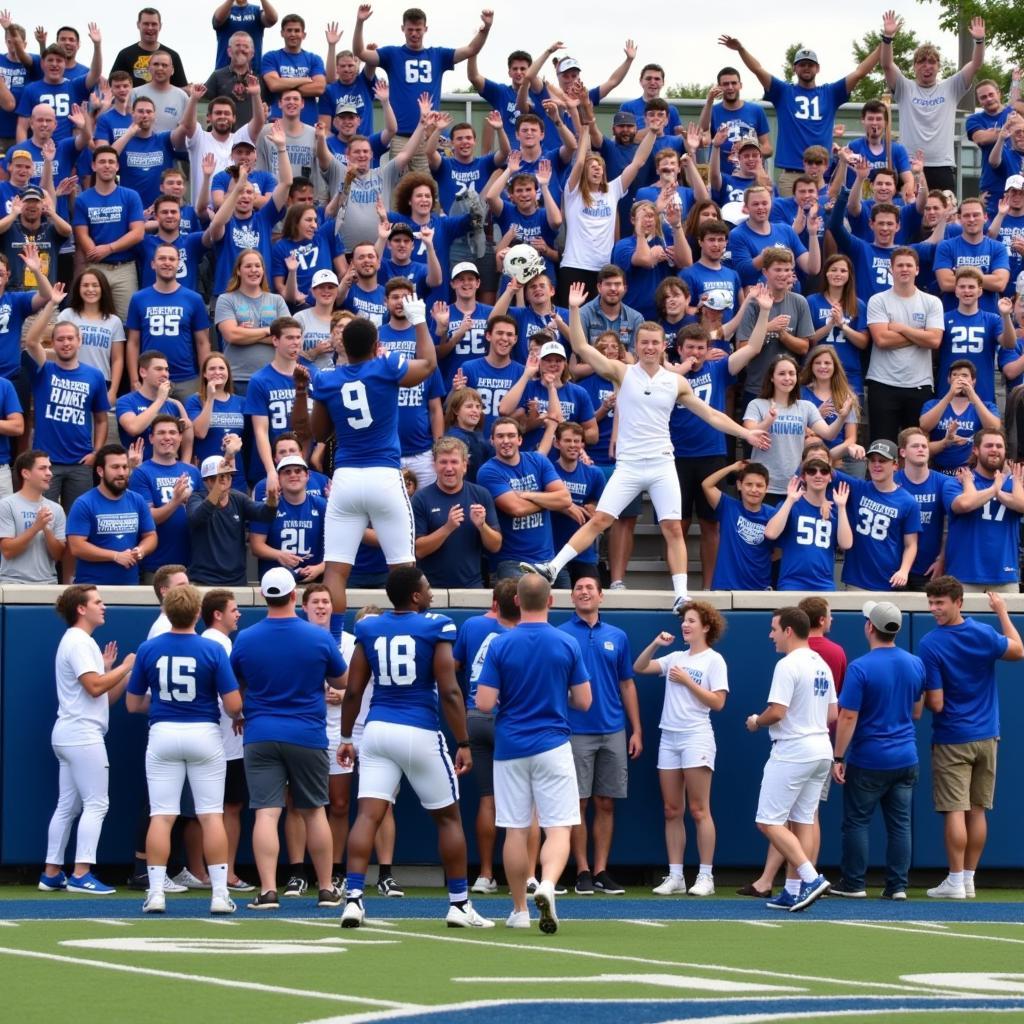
539, 340, 567, 359
866, 439, 898, 461
261, 566, 296, 598
612, 110, 637, 127
720, 201, 748, 225
737, 138, 762, 152
451, 261, 480, 279
388, 222, 415, 240
335, 102, 359, 115
231, 139, 256, 151
1005, 174, 1024, 191
793, 48, 819, 65
556, 57, 581, 74
701, 289, 732, 311
200, 455, 231, 478
275, 454, 308, 472
862, 599, 902, 635
7, 149, 34, 163
1016, 270, 1024, 295
20, 185, 43, 201
311, 269, 339, 288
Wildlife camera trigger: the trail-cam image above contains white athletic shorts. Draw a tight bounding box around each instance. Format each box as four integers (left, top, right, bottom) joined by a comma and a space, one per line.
401, 449, 436, 489
494, 741, 581, 829
324, 466, 415, 566
356, 720, 458, 810
657, 729, 717, 772
597, 457, 681, 520
755, 756, 831, 827
146, 722, 226, 816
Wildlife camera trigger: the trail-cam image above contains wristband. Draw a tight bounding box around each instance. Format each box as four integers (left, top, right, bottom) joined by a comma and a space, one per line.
340, 735, 353, 745
457, 740, 470, 749
881, 34, 894, 44
833, 755, 845, 764
974, 38, 984, 45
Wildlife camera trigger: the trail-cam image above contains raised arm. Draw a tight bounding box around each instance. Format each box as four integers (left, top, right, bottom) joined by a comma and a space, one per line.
565, 284, 625, 383
717, 36, 771, 93
351, 5, 379, 67
453, 9, 493, 64
880, 10, 903, 90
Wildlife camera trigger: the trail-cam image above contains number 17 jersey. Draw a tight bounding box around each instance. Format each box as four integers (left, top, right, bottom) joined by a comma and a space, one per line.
312, 351, 408, 469
357, 610, 458, 731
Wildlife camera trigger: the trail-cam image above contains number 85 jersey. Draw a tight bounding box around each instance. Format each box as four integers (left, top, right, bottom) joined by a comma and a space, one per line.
312, 351, 407, 470
357, 610, 458, 731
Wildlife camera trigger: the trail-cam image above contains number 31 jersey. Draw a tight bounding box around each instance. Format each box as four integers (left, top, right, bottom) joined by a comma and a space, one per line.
357, 610, 458, 730
312, 351, 407, 469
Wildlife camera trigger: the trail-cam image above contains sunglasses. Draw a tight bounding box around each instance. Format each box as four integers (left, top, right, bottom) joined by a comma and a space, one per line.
803, 465, 831, 477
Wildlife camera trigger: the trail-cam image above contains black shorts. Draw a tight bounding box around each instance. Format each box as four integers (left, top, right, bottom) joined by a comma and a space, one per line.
467, 710, 495, 797
224, 757, 248, 806
675, 455, 727, 521
244, 741, 329, 810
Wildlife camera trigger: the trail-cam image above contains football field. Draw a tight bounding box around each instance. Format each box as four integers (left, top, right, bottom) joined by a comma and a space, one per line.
1, 889, 1023, 1023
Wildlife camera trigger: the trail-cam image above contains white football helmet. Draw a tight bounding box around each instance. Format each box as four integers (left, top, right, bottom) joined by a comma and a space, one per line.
503, 243, 546, 284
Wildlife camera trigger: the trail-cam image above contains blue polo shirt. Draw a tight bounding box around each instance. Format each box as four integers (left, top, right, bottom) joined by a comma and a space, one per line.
560, 614, 632, 735
452, 614, 507, 711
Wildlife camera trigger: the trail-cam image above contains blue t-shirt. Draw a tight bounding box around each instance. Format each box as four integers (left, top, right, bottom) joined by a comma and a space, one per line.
128, 459, 203, 572
252, 470, 329, 501
894, 468, 953, 577
766, 76, 848, 170
938, 308, 1006, 404
398, 369, 444, 456
359, 609, 458, 731
508, 305, 567, 363
249, 491, 327, 580
801, 386, 851, 451
271, 223, 340, 299
708, 99, 770, 156
31, 361, 109, 463
776, 496, 839, 591
211, 167, 277, 199
411, 481, 498, 588
126, 285, 210, 381
117, 133, 178, 206
214, 3, 268, 70
945, 471, 1022, 584
999, 338, 1024, 391
436, 301, 493, 387
477, 451, 560, 563
115, 391, 181, 459
575, 373, 615, 465
319, 74, 376, 136
213, 198, 285, 294
262, 48, 326, 124
17, 76, 90, 142
128, 631, 239, 724
726, 220, 806, 287
66, 488, 156, 585
452, 614, 506, 710
806, 295, 868, 394
550, 458, 604, 563
840, 480, 921, 590
376, 45, 455, 133
494, 201, 558, 285
934, 236, 1010, 313
433, 153, 498, 213
231, 616, 346, 746
0, 52, 40, 137
477, 621, 589, 759
670, 359, 735, 458
94, 107, 133, 143
839, 648, 925, 770
244, 362, 303, 478
920, 618, 1008, 744
462, 357, 523, 434
379, 256, 429, 297
921, 396, 1000, 472
72, 185, 145, 256
184, 392, 248, 491
611, 235, 673, 321
518, 380, 595, 451
989, 211, 1024, 299
679, 263, 742, 322
560, 614, 632, 735
841, 137, 911, 188
0, 291, 38, 378
312, 351, 407, 470
712, 494, 775, 590
341, 281, 388, 324
965, 107, 1012, 211
138, 232, 208, 293
388, 211, 470, 297
0, 377, 20, 462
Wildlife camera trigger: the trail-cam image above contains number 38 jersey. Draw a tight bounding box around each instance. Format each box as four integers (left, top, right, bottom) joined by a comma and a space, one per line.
312, 351, 407, 470
840, 479, 921, 591
357, 610, 458, 731
127, 632, 240, 725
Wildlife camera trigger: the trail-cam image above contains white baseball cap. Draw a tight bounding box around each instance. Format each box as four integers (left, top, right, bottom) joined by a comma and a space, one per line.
311, 269, 339, 288
539, 340, 567, 359
200, 455, 231, 478
261, 566, 296, 598
1005, 174, 1024, 192
701, 289, 732, 311
275, 454, 308, 472
451, 261, 480, 279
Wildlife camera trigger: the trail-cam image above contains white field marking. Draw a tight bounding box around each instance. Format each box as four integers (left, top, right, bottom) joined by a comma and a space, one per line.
654, 1009, 1024, 1024
356, 925, 953, 994
282, 918, 399, 930
907, 921, 948, 929
451, 973, 802, 993
0, 945, 421, 1010
60, 937, 397, 955
81, 919, 132, 927
902, 974, 1024, 994
200, 918, 241, 926
0, 922, 17, 927
741, 922, 783, 928
828, 921, 1024, 945
617, 919, 667, 928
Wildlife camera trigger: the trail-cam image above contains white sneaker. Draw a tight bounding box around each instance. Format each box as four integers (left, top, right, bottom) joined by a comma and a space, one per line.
518, 560, 557, 583
652, 875, 687, 895
210, 892, 237, 915
688, 873, 716, 896
163, 876, 188, 894
608, 580, 626, 591
471, 875, 498, 895
446, 901, 495, 929
964, 877, 976, 898
505, 910, 531, 929
172, 868, 210, 890
341, 898, 365, 928
672, 594, 690, 615
926, 877, 966, 899
533, 880, 558, 935
143, 890, 166, 913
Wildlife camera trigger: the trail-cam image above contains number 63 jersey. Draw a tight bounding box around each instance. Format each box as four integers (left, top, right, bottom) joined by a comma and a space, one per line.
312, 351, 408, 469
357, 610, 458, 731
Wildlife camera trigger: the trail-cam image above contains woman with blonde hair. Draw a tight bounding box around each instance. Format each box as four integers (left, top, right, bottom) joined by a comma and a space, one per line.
799, 345, 865, 471
185, 354, 248, 491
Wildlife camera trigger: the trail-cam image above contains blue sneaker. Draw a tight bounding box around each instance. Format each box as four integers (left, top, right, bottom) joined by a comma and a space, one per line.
765, 890, 798, 910
791, 874, 830, 912
38, 871, 67, 892
67, 871, 116, 895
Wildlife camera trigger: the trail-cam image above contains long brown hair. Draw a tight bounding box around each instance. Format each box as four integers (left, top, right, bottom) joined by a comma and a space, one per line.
197, 353, 236, 403
799, 345, 860, 416
578, 152, 609, 209
820, 253, 860, 320
69, 269, 117, 319
225, 249, 269, 293
281, 202, 318, 242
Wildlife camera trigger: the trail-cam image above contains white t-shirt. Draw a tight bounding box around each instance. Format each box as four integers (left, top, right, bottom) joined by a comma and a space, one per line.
561, 176, 626, 271
766, 647, 836, 763
148, 613, 171, 640
51, 627, 108, 746
186, 124, 259, 200
658, 647, 729, 734
891, 69, 969, 168
866, 288, 944, 388
325, 631, 356, 741
202, 627, 242, 760
614, 363, 678, 461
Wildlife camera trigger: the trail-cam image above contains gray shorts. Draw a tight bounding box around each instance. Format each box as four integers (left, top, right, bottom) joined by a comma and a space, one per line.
467, 709, 495, 797
244, 741, 329, 810
570, 729, 628, 800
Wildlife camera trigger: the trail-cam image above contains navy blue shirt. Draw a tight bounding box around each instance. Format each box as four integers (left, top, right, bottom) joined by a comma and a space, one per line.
411, 481, 498, 588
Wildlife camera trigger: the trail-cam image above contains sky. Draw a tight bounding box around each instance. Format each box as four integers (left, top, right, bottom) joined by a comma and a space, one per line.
30, 0, 967, 99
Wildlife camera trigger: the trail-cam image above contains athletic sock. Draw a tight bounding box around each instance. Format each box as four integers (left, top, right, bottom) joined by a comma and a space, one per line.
448, 877, 468, 907
669, 863, 684, 879
134, 856, 148, 876
672, 573, 688, 599
345, 872, 365, 900
333, 863, 344, 879
550, 544, 576, 574
948, 871, 964, 886
699, 863, 713, 877
377, 863, 392, 879
147, 865, 167, 894
289, 863, 306, 880
796, 861, 817, 884
208, 863, 228, 894
963, 869, 975, 882
329, 612, 346, 644
785, 877, 801, 895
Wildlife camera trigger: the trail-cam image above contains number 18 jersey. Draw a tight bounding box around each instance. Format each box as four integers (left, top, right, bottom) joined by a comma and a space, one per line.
358, 610, 458, 731
312, 351, 407, 469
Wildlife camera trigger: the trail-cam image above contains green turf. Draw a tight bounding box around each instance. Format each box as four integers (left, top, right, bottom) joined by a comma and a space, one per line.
1, 916, 1023, 1024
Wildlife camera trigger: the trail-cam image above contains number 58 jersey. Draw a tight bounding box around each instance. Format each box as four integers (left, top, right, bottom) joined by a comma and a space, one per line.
312, 352, 408, 469
357, 610, 458, 731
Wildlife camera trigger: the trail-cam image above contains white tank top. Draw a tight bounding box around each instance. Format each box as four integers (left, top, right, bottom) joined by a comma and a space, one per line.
51, 628, 108, 746
614, 362, 678, 461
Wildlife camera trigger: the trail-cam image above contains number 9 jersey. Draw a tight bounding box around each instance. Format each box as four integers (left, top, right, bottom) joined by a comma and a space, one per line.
357, 610, 458, 731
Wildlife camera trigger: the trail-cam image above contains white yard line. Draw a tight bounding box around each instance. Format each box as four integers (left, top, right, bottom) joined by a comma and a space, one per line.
828, 921, 1024, 945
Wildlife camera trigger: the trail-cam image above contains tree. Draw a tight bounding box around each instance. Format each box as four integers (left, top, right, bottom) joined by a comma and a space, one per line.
918, 0, 1024, 69
667, 82, 713, 99
782, 43, 805, 81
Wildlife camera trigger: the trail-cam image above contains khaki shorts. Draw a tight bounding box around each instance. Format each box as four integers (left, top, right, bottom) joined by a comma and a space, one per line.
932, 739, 997, 812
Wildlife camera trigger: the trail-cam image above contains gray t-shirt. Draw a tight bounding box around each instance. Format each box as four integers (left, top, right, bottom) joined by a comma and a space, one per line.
133, 83, 189, 134
866, 287, 944, 388
214, 290, 290, 382
337, 159, 404, 253
737, 291, 813, 394
257, 126, 342, 206
743, 397, 823, 494
294, 308, 334, 370
56, 309, 126, 384
0, 493, 66, 583
891, 69, 969, 168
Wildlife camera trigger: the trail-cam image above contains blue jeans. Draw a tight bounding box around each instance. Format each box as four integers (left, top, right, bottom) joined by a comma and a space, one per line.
841, 763, 919, 893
